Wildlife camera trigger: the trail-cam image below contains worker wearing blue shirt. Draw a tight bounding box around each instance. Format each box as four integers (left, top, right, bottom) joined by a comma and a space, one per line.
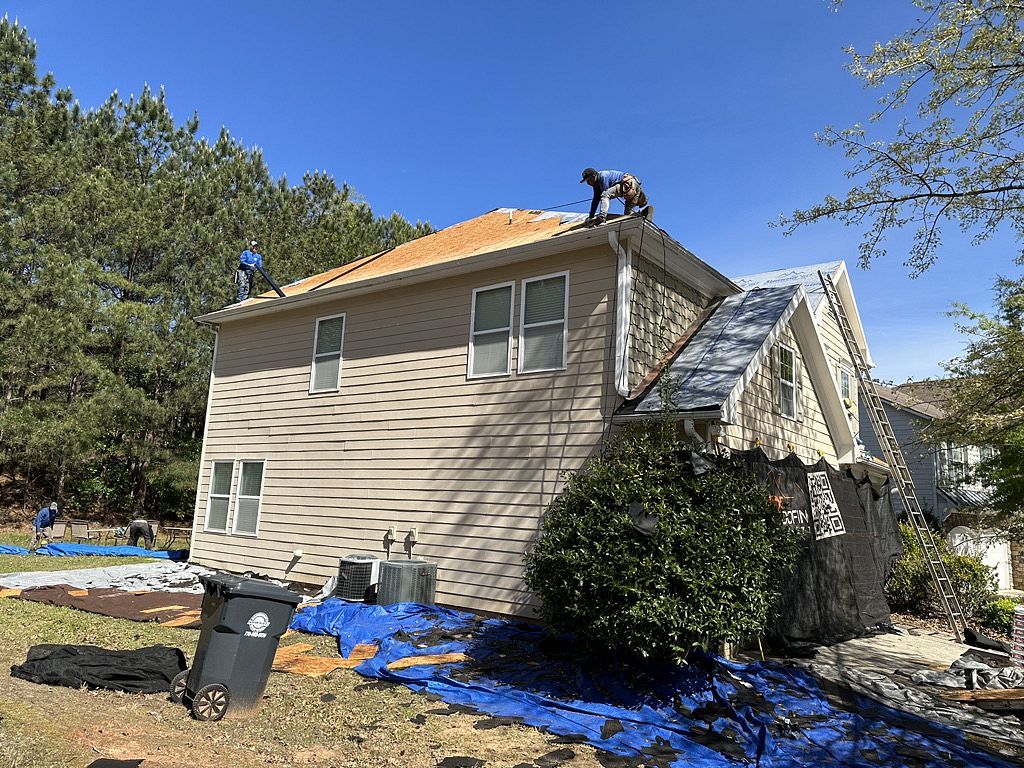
31, 501, 58, 551
236, 239, 265, 302
581, 167, 651, 226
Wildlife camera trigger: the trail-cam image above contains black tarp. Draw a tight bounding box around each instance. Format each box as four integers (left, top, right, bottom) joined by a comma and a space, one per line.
735, 448, 902, 643
10, 644, 186, 693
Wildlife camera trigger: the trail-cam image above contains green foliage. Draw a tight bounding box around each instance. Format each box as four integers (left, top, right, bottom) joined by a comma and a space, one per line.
780, 1, 1024, 274
0, 20, 431, 520
886, 523, 996, 618
978, 597, 1021, 636
523, 424, 803, 662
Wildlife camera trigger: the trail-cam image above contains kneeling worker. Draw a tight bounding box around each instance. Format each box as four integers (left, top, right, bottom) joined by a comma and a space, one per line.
581, 167, 652, 226
30, 501, 58, 551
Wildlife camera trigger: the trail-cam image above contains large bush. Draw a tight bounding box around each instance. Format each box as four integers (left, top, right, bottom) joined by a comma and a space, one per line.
979, 597, 1021, 636
886, 524, 996, 619
523, 424, 803, 662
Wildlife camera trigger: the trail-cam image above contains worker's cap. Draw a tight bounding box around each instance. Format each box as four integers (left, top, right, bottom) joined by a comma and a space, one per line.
580, 167, 598, 183
249, 239, 259, 248
48, 501, 58, 511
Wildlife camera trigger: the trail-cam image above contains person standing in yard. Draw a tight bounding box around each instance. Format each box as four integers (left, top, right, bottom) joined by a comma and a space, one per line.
236, 239, 264, 302
127, 519, 156, 550
30, 501, 58, 551
581, 167, 652, 226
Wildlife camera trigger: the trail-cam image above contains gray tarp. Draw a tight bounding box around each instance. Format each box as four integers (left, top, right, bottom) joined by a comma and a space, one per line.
0, 561, 213, 593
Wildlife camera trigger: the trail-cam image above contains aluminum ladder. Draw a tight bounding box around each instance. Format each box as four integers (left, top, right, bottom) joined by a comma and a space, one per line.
818, 271, 967, 642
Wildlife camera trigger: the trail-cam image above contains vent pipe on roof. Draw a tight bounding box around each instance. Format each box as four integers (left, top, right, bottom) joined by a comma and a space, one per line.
508, 210, 513, 225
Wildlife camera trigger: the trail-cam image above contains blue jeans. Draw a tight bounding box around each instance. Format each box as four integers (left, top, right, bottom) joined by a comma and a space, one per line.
236, 267, 254, 302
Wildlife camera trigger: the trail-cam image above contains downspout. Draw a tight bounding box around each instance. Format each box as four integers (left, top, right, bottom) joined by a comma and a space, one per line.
610, 230, 632, 397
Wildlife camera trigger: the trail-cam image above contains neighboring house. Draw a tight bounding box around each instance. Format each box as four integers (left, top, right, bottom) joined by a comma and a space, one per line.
858, 382, 1015, 590
190, 209, 865, 616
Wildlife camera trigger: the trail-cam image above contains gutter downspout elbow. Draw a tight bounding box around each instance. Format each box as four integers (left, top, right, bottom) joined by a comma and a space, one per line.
610, 230, 632, 398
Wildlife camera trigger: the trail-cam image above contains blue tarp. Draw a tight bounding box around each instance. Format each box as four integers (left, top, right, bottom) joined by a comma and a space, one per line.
0, 543, 188, 560
291, 600, 1017, 768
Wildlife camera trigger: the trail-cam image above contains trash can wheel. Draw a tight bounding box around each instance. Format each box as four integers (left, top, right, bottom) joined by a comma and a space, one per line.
191, 683, 230, 722
169, 669, 190, 704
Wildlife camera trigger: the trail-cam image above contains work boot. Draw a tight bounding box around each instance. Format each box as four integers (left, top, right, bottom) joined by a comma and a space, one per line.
589, 214, 606, 227
641, 205, 655, 222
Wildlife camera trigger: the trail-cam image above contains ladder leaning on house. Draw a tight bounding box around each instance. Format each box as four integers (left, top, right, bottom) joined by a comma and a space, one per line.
818, 271, 967, 643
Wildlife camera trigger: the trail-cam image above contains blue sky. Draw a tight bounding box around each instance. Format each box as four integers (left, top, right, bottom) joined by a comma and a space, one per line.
8, 1, 1017, 382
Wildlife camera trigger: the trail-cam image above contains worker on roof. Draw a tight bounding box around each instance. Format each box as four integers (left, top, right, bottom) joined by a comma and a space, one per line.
236, 239, 264, 302
581, 168, 652, 227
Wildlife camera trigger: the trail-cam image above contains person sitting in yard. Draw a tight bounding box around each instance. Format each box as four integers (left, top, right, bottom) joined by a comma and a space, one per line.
30, 501, 58, 551
127, 519, 155, 550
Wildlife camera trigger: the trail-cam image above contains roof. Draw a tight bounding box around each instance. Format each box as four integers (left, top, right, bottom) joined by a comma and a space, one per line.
938, 486, 992, 509
873, 383, 945, 420
198, 209, 737, 325
618, 286, 802, 417
734, 260, 874, 368
734, 261, 843, 311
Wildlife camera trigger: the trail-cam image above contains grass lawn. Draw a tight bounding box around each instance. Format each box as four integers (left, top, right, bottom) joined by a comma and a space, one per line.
0, 527, 601, 768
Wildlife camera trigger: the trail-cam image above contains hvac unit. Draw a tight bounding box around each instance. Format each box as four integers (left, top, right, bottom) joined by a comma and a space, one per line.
335, 554, 381, 602
377, 559, 437, 605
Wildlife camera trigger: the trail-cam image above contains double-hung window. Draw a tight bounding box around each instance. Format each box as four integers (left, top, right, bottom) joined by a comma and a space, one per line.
205, 461, 234, 532
469, 282, 513, 377
310, 313, 345, 393
519, 272, 568, 373
233, 460, 265, 536
839, 367, 852, 401
778, 344, 797, 419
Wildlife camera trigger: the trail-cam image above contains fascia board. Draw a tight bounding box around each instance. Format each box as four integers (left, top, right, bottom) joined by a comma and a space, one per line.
196, 222, 633, 326
832, 261, 875, 369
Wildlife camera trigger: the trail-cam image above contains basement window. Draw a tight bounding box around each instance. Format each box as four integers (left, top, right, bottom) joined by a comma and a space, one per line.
519, 272, 568, 373
469, 282, 514, 378
232, 460, 265, 537
204, 461, 233, 533
310, 313, 345, 393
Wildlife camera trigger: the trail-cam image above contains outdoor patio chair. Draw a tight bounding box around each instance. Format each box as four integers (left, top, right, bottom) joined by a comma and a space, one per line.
49, 520, 67, 541
69, 520, 97, 543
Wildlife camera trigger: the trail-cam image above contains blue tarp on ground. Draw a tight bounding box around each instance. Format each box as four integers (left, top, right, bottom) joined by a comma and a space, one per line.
0, 543, 189, 560
291, 600, 1017, 768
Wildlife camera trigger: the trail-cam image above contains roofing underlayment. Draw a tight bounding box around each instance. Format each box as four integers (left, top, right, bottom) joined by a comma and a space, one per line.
620, 285, 801, 416
244, 209, 590, 303
734, 260, 843, 311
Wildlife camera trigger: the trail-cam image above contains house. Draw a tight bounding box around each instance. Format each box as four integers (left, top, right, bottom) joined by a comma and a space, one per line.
858, 382, 1016, 590
190, 209, 871, 617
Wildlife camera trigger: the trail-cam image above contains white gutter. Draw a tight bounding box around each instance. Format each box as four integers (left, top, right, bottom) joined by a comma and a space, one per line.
613, 408, 723, 424
610, 230, 632, 397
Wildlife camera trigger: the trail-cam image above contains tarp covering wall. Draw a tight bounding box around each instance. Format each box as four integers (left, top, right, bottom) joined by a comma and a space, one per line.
735, 449, 901, 642
291, 600, 1016, 768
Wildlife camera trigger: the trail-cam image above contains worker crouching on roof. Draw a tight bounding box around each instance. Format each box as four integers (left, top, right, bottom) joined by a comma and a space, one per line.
236, 239, 264, 302
581, 167, 652, 226
30, 501, 58, 551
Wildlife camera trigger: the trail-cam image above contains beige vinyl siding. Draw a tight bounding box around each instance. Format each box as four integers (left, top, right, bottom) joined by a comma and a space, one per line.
192, 246, 619, 617
721, 325, 839, 464
628, 258, 710, 390
817, 301, 860, 430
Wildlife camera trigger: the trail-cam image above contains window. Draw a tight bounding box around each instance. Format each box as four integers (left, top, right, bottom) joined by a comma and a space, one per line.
233, 460, 265, 536
205, 461, 233, 532
310, 314, 345, 393
469, 282, 513, 377
519, 273, 568, 373
939, 443, 969, 485
839, 367, 852, 401
777, 344, 797, 419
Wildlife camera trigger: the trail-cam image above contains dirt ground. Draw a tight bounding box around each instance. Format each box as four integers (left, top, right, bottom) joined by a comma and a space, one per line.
0, 544, 609, 768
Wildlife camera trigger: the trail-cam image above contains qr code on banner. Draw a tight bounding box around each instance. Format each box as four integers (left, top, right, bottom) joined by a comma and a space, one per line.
807, 471, 846, 540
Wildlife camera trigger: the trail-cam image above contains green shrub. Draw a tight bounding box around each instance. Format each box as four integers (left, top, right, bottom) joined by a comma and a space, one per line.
523, 424, 803, 662
885, 523, 996, 619
979, 598, 1021, 636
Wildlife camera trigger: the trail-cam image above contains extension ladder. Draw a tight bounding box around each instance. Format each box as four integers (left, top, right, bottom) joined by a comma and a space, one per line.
818, 272, 967, 642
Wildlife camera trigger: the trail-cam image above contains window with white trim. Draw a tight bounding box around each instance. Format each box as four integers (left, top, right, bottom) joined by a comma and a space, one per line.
839, 367, 852, 401
469, 282, 513, 378
310, 314, 345, 393
778, 344, 797, 419
233, 460, 265, 536
519, 273, 568, 373
205, 461, 233, 532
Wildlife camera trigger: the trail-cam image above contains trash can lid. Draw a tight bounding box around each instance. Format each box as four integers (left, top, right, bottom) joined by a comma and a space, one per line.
200, 573, 302, 605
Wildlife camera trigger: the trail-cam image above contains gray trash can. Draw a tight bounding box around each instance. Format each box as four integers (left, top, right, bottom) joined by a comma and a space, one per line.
169, 573, 301, 721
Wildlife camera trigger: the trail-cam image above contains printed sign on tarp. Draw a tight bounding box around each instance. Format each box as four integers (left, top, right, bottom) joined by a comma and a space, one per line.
807, 470, 846, 540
